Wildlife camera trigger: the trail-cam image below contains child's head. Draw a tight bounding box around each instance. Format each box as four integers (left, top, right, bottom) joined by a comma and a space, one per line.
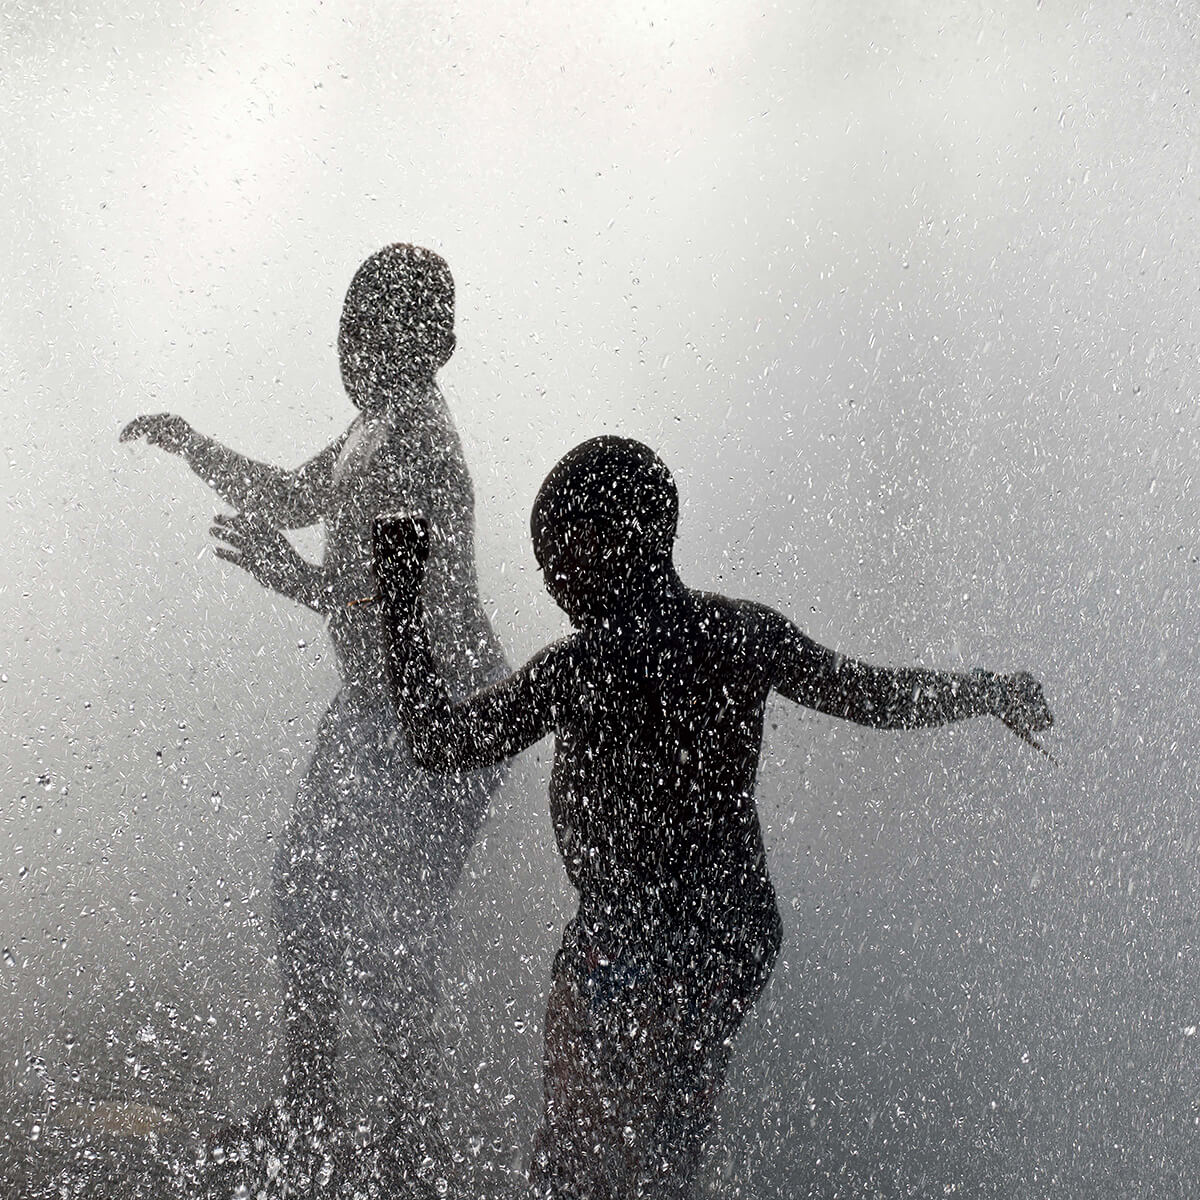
338, 244, 456, 406
531, 437, 678, 625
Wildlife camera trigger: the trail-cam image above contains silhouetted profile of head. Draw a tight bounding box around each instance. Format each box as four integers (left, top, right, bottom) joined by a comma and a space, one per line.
339, 244, 456, 407
532, 436, 679, 625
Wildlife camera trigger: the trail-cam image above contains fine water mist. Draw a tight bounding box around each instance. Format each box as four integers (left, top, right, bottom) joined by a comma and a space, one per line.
3, 3, 1199, 1197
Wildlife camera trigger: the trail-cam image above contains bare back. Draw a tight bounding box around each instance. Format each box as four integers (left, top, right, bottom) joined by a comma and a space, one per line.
323, 388, 505, 702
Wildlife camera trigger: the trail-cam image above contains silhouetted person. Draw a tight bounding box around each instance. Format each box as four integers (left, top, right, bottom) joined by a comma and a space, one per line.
371, 436, 1054, 1200
121, 245, 506, 1194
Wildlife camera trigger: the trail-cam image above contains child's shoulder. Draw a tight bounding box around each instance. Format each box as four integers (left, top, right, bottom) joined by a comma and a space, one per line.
690, 589, 789, 633
684, 590, 795, 658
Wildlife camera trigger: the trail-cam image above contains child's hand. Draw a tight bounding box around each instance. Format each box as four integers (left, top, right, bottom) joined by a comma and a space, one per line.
371, 513, 430, 610
997, 671, 1054, 738
211, 512, 301, 595
120, 413, 194, 454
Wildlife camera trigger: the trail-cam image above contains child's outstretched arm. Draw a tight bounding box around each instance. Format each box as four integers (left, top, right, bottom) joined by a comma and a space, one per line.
373, 514, 555, 772
120, 413, 344, 529
765, 610, 1053, 736
210, 512, 334, 615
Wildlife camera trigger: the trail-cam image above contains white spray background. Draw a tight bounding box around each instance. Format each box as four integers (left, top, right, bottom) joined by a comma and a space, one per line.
2, 2, 1199, 1195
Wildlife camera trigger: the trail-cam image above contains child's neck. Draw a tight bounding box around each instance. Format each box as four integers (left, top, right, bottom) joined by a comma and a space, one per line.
615, 562, 685, 625
357, 372, 439, 417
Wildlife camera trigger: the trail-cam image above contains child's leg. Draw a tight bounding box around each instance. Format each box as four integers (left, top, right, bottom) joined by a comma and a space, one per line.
270, 699, 353, 1131
531, 940, 614, 1200
347, 842, 443, 1176
628, 968, 744, 1197
341, 711, 487, 1191
531, 929, 764, 1200
277, 920, 342, 1127
352, 928, 446, 1197
273, 842, 343, 1132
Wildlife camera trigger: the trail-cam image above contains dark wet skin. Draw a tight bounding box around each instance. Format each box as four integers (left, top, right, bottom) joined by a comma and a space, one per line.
374, 510, 1053, 965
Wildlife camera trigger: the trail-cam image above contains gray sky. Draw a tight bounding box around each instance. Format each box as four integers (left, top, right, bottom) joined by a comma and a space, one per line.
3, 2, 1200, 1195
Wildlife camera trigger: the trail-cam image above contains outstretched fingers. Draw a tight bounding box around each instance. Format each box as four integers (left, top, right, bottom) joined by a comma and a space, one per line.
997, 672, 1057, 764
1011, 671, 1054, 733
210, 515, 248, 550
119, 414, 157, 443
210, 515, 266, 565
119, 412, 191, 451
1001, 716, 1059, 766
211, 512, 269, 544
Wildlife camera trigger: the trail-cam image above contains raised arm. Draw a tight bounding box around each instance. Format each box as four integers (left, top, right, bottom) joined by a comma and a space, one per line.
120, 413, 344, 528
763, 609, 1052, 734
373, 514, 554, 772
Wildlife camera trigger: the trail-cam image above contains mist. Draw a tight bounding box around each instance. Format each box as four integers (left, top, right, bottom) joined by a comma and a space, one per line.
3, 2, 1199, 1196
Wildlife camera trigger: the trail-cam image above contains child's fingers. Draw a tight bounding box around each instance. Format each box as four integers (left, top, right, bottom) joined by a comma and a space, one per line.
1002, 717, 1058, 766
121, 413, 180, 447
371, 513, 431, 565
210, 524, 245, 547
121, 413, 163, 439
211, 514, 269, 546
371, 518, 402, 558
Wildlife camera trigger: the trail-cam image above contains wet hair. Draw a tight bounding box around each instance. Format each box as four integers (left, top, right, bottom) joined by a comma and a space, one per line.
340, 243, 455, 372
531, 436, 679, 563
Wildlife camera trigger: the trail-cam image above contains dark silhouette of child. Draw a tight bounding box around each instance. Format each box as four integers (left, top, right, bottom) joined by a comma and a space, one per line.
122, 245, 506, 1195
371, 435, 1053, 1200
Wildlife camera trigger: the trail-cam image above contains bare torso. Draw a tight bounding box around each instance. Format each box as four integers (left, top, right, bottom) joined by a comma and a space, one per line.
542, 589, 781, 946
323, 389, 505, 703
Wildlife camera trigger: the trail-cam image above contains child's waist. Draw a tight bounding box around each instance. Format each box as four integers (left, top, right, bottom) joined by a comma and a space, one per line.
573, 879, 780, 959
561, 900, 780, 1016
